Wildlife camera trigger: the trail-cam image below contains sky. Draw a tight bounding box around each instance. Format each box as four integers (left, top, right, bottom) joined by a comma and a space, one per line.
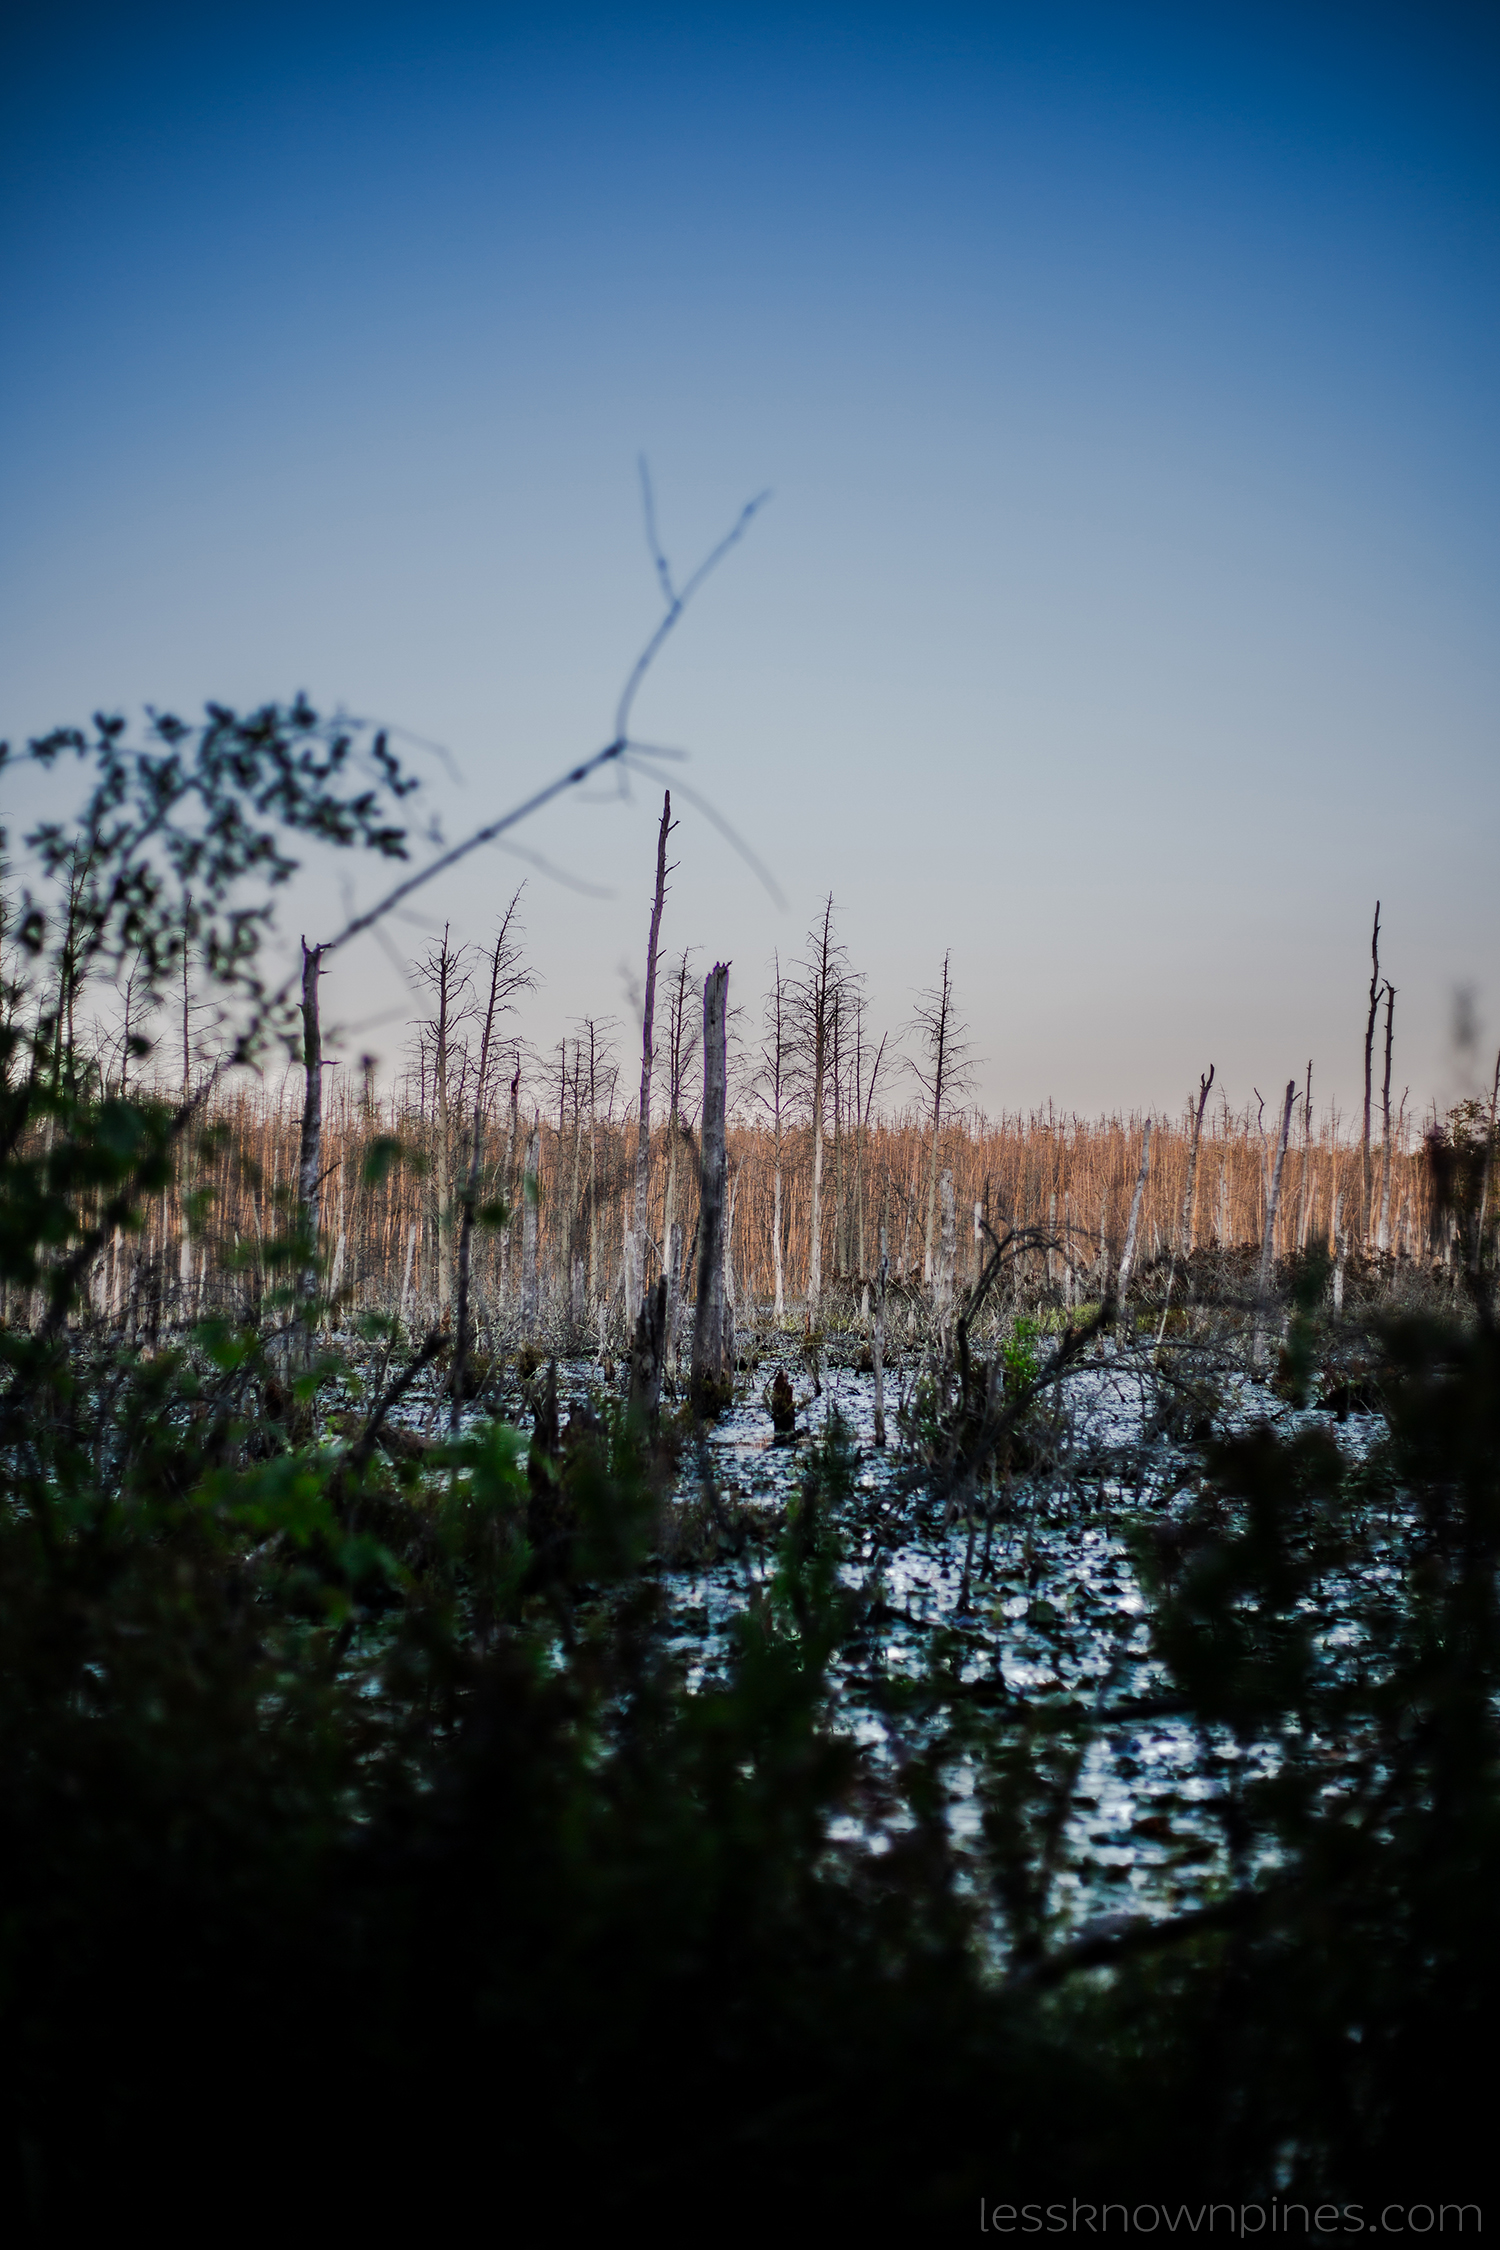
2, 1, 1496, 1124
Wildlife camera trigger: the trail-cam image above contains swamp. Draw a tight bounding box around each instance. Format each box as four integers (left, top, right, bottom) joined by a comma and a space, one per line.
1, 703, 1497, 2232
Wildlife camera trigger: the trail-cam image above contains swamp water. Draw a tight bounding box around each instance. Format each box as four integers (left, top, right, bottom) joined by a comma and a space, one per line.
368, 1337, 1397, 1955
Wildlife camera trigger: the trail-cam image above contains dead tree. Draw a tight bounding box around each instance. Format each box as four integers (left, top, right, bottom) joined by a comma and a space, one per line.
412, 925, 471, 1319
908, 951, 975, 1291
855, 1010, 888, 1283
1377, 981, 1397, 1254
452, 889, 532, 1428
756, 953, 792, 1320
1254, 1079, 1297, 1367
1295, 1060, 1314, 1252
625, 791, 675, 1322
296, 937, 326, 1309
1362, 902, 1382, 1244
1114, 1118, 1153, 1335
1152, 1066, 1213, 1349
793, 899, 846, 1319
1472, 1048, 1500, 1280
661, 956, 698, 1333
521, 1115, 540, 1336
935, 1167, 956, 1316
691, 963, 731, 1414
872, 1228, 889, 1448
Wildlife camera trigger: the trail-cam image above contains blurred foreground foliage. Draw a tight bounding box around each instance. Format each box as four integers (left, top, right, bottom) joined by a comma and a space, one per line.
1, 711, 1497, 2230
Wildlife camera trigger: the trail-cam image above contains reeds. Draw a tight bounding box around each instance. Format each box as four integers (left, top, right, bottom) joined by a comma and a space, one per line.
26, 1065, 1443, 1340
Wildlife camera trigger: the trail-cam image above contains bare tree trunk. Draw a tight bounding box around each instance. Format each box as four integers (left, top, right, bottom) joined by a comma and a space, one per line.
1362, 902, 1381, 1245
802, 897, 841, 1318
1062, 1190, 1074, 1308
872, 1229, 888, 1449
296, 938, 325, 1309
453, 902, 524, 1428
691, 964, 730, 1413
1176, 1068, 1213, 1258
1295, 1060, 1313, 1251
935, 1167, 956, 1318
771, 1152, 785, 1319
629, 1276, 668, 1423
432, 936, 456, 1320
1253, 1079, 1297, 1367
664, 1219, 684, 1376
399, 1221, 416, 1334
1114, 1118, 1153, 1336
627, 791, 673, 1318
1154, 1068, 1214, 1350
521, 1117, 540, 1337
1472, 1049, 1500, 1279
1377, 982, 1396, 1254
328, 1161, 346, 1311
808, 1045, 826, 1315
898, 1141, 917, 1282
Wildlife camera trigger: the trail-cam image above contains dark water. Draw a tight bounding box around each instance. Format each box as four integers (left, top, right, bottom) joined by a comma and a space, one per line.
372, 1335, 1394, 1946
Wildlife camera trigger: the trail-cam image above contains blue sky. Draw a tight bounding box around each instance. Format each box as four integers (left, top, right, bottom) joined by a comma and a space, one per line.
3, 3, 1496, 1119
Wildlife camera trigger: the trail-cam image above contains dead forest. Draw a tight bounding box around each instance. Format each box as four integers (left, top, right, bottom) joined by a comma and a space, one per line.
32, 866, 1463, 1351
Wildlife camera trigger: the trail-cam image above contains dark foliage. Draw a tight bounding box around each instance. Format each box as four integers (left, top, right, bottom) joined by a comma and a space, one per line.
1, 718, 1497, 2233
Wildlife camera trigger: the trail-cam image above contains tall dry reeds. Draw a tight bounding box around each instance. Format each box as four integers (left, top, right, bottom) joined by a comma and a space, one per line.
25, 1062, 1443, 1344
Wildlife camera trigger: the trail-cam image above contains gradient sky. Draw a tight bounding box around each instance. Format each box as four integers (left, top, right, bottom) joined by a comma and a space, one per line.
3, 2, 1496, 1123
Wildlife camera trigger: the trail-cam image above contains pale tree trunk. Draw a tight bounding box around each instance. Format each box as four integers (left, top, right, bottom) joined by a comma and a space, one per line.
453, 910, 521, 1428
399, 1221, 416, 1333
934, 1168, 956, 1317
1471, 1049, 1500, 1279
1253, 1079, 1297, 1368
1062, 1190, 1074, 1308
664, 1220, 684, 1376
691, 964, 730, 1411
724, 1165, 739, 1317
1377, 982, 1396, 1254
1114, 1118, 1153, 1336
1362, 902, 1381, 1244
328, 1162, 346, 1311
922, 954, 952, 1286
430, 936, 457, 1320
858, 1030, 886, 1284
1295, 1061, 1313, 1251
521, 1117, 540, 1336
803, 899, 840, 1318
499, 1061, 520, 1304
296, 938, 325, 1310
898, 1142, 917, 1280
772, 1153, 785, 1319
808, 1030, 826, 1315
1154, 1067, 1214, 1349
627, 791, 673, 1319
872, 1228, 888, 1449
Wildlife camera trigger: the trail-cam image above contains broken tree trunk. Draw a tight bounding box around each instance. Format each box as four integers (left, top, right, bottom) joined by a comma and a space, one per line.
1253, 1078, 1297, 1368
1114, 1118, 1153, 1338
691, 963, 730, 1415
1154, 1067, 1214, 1351
628, 1276, 668, 1424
